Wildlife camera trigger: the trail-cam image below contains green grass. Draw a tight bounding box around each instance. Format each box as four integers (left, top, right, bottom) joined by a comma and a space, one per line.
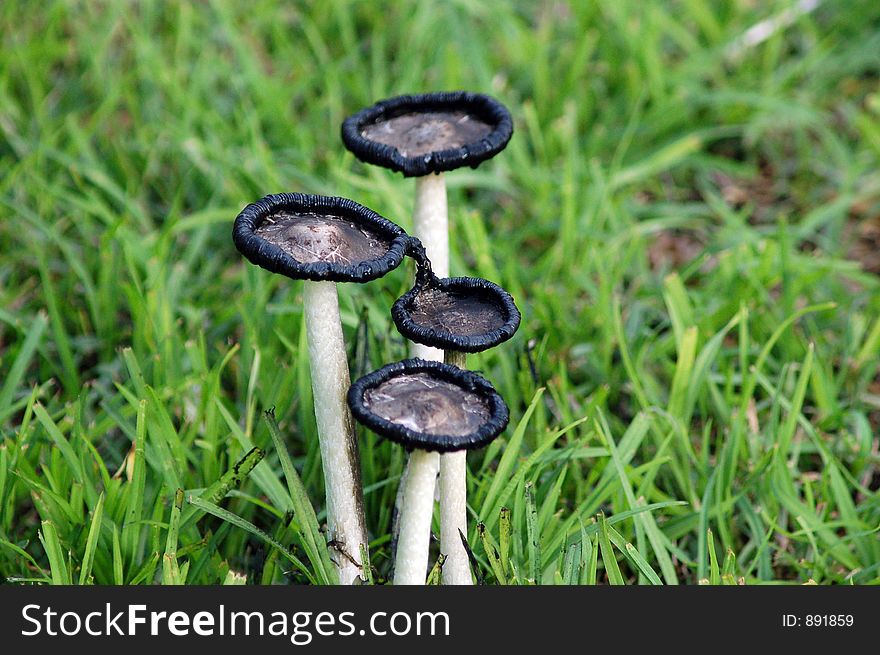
1, 0, 879, 585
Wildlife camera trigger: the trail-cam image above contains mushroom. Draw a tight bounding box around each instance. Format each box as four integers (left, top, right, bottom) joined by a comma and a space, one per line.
347, 359, 509, 585
232, 192, 410, 585
391, 243, 520, 584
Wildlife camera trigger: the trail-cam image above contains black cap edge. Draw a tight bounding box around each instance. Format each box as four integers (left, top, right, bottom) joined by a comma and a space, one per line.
341, 91, 514, 177
232, 193, 410, 283
347, 358, 509, 453
391, 276, 522, 353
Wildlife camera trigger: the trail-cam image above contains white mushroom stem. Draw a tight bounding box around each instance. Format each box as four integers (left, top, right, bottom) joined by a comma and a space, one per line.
393, 448, 440, 584
303, 280, 368, 585
392, 172, 449, 567
411, 172, 449, 361
440, 349, 472, 584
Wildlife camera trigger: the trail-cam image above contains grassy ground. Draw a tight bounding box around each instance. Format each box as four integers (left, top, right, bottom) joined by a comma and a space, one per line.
1, 0, 879, 585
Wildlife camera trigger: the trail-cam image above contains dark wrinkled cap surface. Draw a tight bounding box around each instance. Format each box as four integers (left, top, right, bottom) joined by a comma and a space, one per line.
232, 193, 410, 283
391, 276, 521, 353
341, 91, 513, 177
348, 359, 509, 452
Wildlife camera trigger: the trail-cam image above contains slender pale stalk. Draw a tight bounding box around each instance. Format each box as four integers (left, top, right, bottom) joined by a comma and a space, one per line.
411, 172, 448, 361
303, 280, 367, 585
440, 349, 472, 584
393, 448, 440, 584
393, 172, 449, 566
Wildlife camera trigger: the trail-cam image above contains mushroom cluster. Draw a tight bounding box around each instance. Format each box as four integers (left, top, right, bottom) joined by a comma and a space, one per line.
390, 241, 520, 584
232, 92, 517, 586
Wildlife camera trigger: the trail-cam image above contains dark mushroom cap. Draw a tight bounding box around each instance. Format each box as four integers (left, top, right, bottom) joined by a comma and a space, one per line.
348, 358, 509, 453
391, 276, 521, 353
232, 193, 410, 283
341, 91, 513, 177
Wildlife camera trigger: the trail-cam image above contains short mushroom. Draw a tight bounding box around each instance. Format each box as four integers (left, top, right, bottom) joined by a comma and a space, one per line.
347, 358, 509, 585
391, 247, 520, 584
232, 192, 410, 585
341, 90, 513, 359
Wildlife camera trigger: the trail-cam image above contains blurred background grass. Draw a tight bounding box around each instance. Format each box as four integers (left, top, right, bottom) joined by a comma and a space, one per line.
0, 0, 878, 585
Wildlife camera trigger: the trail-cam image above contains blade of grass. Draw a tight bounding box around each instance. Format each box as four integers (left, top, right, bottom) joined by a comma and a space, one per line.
39, 520, 70, 585
180, 446, 265, 527
0, 312, 47, 421
598, 513, 624, 585
122, 399, 147, 564
263, 409, 337, 585
186, 494, 315, 584
499, 506, 512, 577
707, 529, 720, 585
477, 522, 507, 585
606, 524, 663, 585
162, 488, 184, 585
478, 388, 544, 527
77, 492, 105, 585
525, 482, 541, 584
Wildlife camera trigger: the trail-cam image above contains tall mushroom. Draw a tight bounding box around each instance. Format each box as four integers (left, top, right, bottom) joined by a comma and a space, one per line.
391, 254, 520, 584
348, 358, 509, 585
232, 192, 410, 585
